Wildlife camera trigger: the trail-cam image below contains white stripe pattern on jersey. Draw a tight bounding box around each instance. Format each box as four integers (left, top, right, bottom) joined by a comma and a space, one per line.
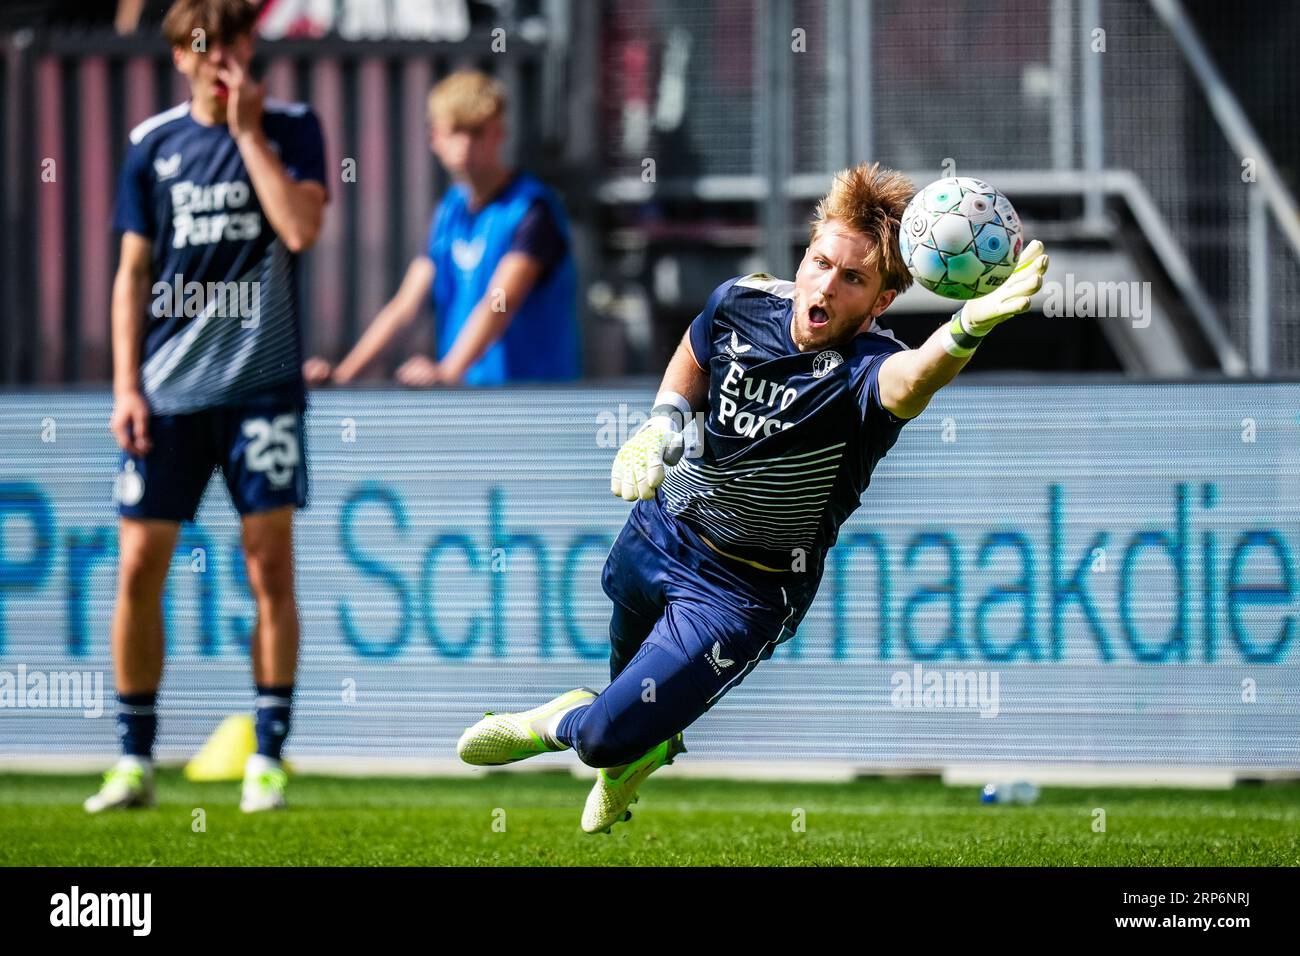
141, 239, 300, 414
660, 442, 846, 553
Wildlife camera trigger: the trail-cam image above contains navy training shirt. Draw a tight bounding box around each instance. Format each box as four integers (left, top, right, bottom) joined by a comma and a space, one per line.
651, 273, 912, 581
112, 100, 327, 415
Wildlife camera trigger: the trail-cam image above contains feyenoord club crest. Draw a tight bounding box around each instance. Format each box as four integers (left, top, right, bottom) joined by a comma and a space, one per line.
812, 350, 843, 378
114, 460, 145, 506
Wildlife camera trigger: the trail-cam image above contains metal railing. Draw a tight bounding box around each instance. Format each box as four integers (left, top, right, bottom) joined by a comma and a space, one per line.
593, 0, 1300, 376
1149, 0, 1300, 375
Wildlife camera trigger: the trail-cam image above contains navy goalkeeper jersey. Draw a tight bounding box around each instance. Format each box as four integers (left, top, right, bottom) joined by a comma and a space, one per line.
650, 273, 911, 581
112, 100, 326, 415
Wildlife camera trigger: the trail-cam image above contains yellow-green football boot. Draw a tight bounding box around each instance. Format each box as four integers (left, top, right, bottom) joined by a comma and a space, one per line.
582, 733, 686, 834
457, 688, 597, 765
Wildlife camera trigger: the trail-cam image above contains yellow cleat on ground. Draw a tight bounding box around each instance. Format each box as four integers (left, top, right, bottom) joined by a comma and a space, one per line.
582, 733, 685, 834
240, 754, 288, 813
457, 688, 597, 766
83, 757, 155, 813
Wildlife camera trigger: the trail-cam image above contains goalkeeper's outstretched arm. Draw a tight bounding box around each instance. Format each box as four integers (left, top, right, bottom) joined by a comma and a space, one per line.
610, 331, 710, 501
878, 240, 1048, 419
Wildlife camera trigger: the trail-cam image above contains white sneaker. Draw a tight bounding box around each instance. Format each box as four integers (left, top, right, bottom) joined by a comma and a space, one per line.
583, 733, 685, 834
240, 754, 288, 813
83, 756, 155, 813
457, 688, 597, 766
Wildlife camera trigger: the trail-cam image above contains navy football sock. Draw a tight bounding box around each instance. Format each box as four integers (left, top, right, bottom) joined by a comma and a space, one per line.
117, 691, 157, 759
254, 684, 293, 760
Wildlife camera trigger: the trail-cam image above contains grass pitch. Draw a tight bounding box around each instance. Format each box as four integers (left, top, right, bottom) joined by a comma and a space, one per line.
2, 770, 1297, 866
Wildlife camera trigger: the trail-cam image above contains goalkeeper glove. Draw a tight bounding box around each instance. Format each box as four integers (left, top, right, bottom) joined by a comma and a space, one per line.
610, 395, 689, 502
942, 239, 1049, 357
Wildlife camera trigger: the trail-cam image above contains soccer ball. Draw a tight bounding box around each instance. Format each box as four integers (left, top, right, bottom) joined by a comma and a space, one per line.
898, 177, 1023, 300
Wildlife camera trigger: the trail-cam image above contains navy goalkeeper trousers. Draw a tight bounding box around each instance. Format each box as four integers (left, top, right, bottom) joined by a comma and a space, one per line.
556, 496, 817, 768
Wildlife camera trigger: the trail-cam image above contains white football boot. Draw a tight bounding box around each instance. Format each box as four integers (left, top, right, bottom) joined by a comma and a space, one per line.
457, 688, 597, 765
582, 733, 686, 834
240, 753, 288, 813
83, 756, 155, 813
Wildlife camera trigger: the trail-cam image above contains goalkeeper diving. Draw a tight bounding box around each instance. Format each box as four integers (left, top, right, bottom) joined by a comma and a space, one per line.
456, 162, 1048, 832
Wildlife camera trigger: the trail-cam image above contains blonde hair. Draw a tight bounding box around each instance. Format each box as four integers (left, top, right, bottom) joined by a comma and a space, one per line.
811, 162, 915, 294
427, 70, 507, 128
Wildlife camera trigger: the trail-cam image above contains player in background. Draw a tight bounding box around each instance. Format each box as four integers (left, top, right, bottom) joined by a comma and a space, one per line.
457, 163, 1049, 832
302, 69, 578, 387
86, 0, 327, 813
